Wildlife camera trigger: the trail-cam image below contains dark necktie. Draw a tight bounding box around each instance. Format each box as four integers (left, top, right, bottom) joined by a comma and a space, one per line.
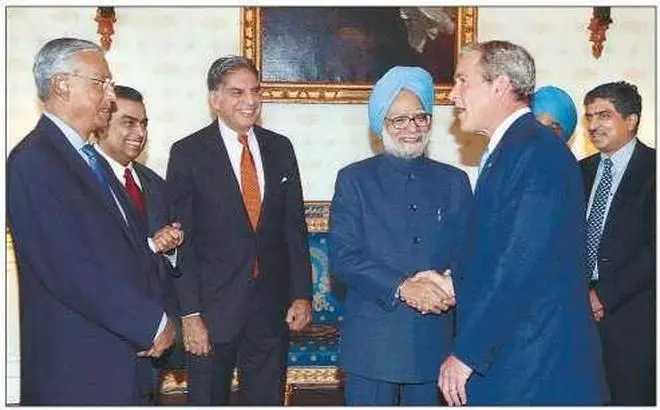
586, 157, 614, 279
238, 134, 261, 277
124, 168, 146, 214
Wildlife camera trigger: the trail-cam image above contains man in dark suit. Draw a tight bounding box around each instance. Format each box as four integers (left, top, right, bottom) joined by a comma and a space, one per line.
94, 84, 185, 401
329, 66, 471, 405
439, 40, 606, 405
7, 37, 176, 404
580, 81, 655, 405
166, 55, 313, 405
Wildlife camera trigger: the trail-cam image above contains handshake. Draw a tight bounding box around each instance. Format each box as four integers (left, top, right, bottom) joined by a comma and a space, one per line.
398, 269, 456, 315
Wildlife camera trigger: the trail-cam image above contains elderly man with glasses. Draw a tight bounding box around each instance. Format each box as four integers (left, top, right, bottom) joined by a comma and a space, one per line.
7, 37, 176, 404
329, 66, 473, 405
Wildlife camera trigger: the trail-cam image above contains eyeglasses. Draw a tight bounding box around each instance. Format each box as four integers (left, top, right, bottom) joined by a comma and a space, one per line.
66, 73, 115, 91
385, 113, 432, 130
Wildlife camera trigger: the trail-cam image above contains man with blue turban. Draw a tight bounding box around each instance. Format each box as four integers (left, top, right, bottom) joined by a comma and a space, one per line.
532, 85, 578, 143
329, 66, 473, 405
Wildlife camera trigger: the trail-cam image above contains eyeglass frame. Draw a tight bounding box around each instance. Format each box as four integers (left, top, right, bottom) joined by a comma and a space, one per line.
64, 73, 115, 91
384, 113, 433, 130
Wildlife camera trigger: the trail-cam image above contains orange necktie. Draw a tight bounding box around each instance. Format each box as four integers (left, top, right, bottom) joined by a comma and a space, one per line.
239, 134, 261, 277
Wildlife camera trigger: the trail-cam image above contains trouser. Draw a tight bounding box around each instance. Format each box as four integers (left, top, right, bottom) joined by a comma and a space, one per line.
345, 372, 439, 406
186, 312, 288, 405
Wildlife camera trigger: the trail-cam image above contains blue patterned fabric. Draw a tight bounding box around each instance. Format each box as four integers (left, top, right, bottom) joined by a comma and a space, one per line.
288, 233, 344, 366
586, 158, 614, 279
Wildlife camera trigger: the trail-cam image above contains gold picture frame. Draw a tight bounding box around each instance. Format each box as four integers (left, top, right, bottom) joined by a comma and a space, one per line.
241, 7, 478, 104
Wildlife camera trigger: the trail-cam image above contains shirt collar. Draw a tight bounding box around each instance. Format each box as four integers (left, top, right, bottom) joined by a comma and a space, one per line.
216, 118, 255, 145
601, 137, 637, 174
487, 107, 531, 155
44, 111, 87, 153
94, 143, 134, 179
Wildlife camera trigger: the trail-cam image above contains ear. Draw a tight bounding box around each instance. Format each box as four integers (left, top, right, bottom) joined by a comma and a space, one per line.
491, 75, 511, 96
625, 113, 639, 133
50, 74, 70, 100
209, 89, 222, 112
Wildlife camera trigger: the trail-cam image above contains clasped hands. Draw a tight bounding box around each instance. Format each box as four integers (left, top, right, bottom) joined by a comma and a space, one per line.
152, 222, 184, 254
399, 269, 456, 314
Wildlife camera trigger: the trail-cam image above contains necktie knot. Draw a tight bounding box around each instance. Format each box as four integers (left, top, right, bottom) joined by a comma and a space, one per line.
238, 134, 248, 146
81, 144, 108, 188
603, 157, 613, 173
81, 143, 97, 160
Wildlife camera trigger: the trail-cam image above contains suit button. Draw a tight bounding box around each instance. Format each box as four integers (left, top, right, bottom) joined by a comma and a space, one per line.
408, 173, 416, 181
599, 257, 610, 263
409, 204, 417, 211
412, 236, 421, 244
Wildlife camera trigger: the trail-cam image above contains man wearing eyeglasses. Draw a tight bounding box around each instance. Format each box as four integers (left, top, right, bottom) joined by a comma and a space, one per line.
7, 38, 176, 404
329, 66, 472, 405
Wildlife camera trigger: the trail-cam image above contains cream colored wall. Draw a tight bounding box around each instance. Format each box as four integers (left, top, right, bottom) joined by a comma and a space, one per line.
5, 6, 655, 403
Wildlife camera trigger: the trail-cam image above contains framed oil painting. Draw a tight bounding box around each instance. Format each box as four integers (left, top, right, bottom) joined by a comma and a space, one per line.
241, 7, 478, 104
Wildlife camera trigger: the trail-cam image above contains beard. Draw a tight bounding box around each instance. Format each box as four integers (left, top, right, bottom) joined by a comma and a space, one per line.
381, 128, 430, 159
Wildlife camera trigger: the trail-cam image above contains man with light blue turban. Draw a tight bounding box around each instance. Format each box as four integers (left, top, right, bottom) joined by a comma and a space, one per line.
329, 66, 473, 405
532, 85, 578, 143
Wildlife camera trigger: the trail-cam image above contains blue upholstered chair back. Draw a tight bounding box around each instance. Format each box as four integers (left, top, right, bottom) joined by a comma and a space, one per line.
309, 232, 345, 323
288, 229, 345, 367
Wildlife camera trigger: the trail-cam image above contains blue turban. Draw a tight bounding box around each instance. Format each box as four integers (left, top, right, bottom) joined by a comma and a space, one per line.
368, 66, 435, 137
531, 86, 578, 142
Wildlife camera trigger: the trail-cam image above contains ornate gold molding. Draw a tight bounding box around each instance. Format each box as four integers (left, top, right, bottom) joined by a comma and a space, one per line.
304, 201, 330, 233
241, 7, 478, 104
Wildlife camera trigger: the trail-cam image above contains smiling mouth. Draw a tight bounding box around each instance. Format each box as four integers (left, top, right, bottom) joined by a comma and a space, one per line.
125, 140, 143, 148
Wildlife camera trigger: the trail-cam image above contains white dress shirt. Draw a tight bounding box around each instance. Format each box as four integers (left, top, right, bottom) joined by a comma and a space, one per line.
217, 119, 265, 198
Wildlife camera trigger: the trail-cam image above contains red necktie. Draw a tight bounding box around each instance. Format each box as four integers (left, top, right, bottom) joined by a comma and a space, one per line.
238, 134, 261, 277
124, 168, 146, 214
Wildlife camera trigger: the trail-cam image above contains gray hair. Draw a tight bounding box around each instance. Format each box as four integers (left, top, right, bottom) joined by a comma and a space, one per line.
461, 40, 535, 102
207, 55, 259, 91
33, 37, 102, 102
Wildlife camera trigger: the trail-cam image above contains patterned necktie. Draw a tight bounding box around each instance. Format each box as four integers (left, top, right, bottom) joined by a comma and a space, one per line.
81, 144, 112, 195
239, 134, 261, 278
124, 168, 146, 214
586, 157, 614, 279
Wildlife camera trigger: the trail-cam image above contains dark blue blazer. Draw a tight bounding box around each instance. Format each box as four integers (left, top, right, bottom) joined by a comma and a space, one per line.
454, 112, 607, 404
134, 162, 181, 317
166, 123, 312, 343
329, 154, 472, 383
7, 116, 166, 404
580, 140, 656, 404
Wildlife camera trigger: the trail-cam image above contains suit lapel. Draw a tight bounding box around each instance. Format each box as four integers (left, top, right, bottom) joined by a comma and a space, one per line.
603, 141, 649, 234
203, 124, 251, 228
40, 117, 129, 226
254, 128, 273, 231
581, 156, 599, 198
40, 116, 145, 253
134, 165, 160, 235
